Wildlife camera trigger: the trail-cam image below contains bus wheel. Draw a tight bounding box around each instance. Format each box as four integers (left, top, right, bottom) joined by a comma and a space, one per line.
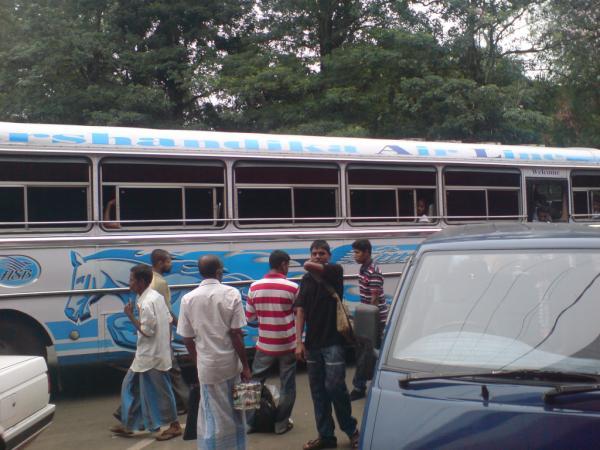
0, 317, 48, 359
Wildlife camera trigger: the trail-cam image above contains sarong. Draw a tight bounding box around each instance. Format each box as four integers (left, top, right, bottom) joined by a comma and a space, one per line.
198, 375, 246, 450
121, 369, 177, 432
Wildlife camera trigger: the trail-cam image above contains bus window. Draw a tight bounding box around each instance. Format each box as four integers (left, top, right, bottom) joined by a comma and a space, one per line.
398, 190, 415, 222
234, 163, 339, 226
446, 190, 486, 220
488, 190, 520, 218
571, 171, 600, 221
349, 189, 397, 223
526, 180, 568, 222
347, 165, 437, 224
0, 187, 25, 228
593, 193, 600, 220
237, 188, 292, 224
119, 187, 183, 227
102, 186, 119, 229
100, 159, 225, 229
186, 188, 224, 226
0, 157, 90, 230
444, 168, 521, 222
294, 188, 337, 224
28, 187, 88, 228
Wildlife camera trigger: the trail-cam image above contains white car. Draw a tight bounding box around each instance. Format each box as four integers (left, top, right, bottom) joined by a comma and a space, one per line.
0, 356, 55, 450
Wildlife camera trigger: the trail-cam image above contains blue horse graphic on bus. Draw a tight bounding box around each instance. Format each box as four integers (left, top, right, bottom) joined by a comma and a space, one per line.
64, 244, 413, 350
65, 248, 307, 349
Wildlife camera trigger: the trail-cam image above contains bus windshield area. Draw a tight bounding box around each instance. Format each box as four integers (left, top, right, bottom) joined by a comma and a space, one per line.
390, 250, 600, 376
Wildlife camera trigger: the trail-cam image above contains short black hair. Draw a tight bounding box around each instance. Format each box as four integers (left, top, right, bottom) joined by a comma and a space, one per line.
269, 250, 290, 269
198, 255, 223, 278
310, 239, 331, 255
130, 264, 153, 286
151, 249, 170, 266
352, 239, 372, 254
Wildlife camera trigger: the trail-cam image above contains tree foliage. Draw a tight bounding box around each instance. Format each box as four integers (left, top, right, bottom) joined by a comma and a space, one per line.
0, 0, 251, 127
0, 0, 597, 146
534, 0, 600, 147
415, 0, 541, 83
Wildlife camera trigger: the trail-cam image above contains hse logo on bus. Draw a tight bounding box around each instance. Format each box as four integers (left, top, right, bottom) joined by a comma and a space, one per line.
0, 255, 41, 287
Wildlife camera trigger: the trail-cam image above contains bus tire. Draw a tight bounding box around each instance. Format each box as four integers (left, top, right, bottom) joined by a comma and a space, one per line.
0, 317, 48, 359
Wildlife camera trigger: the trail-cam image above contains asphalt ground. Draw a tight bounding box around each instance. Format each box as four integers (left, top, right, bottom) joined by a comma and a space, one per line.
30, 363, 366, 450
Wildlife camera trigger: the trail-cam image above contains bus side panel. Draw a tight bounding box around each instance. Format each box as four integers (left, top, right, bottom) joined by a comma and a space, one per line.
0, 237, 419, 366
0, 247, 103, 364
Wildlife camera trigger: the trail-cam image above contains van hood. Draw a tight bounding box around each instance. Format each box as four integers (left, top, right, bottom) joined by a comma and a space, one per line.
366, 370, 600, 450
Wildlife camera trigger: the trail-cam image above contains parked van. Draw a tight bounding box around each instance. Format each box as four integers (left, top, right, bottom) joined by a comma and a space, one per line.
361, 224, 600, 450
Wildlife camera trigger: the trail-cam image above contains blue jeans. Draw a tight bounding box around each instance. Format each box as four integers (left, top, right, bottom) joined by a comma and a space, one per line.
306, 345, 357, 440
247, 350, 296, 433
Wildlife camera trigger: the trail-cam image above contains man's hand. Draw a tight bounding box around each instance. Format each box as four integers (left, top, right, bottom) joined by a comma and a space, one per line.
304, 260, 324, 275
230, 328, 251, 382
241, 366, 252, 382
295, 342, 306, 362
124, 302, 134, 319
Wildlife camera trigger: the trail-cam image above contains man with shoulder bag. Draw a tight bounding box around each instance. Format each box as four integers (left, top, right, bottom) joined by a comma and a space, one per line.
295, 240, 359, 450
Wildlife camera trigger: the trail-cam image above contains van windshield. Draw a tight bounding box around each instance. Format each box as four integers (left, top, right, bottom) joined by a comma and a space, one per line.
389, 250, 600, 375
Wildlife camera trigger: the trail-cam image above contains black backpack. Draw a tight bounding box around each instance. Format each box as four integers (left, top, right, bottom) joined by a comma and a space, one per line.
252, 384, 277, 433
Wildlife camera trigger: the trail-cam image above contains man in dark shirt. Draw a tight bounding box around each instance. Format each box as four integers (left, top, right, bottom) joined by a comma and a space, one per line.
295, 240, 359, 450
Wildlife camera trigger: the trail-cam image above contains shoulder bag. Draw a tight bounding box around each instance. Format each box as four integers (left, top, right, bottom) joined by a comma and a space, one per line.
320, 279, 355, 343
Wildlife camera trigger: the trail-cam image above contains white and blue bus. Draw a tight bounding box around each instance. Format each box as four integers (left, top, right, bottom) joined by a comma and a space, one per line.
1, 122, 599, 366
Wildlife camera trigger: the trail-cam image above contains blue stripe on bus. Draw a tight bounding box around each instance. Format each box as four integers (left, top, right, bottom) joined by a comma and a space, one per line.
55, 339, 113, 351
57, 351, 132, 366
46, 319, 99, 340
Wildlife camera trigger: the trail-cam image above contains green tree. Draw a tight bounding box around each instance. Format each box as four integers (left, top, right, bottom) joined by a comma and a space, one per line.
415, 0, 542, 84
0, 0, 122, 123
535, 0, 600, 146
0, 0, 252, 127
313, 29, 549, 142
107, 0, 253, 126
256, 0, 420, 68
216, 27, 551, 143
216, 48, 315, 132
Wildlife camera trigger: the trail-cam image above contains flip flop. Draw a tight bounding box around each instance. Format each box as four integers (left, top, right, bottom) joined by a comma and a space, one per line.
303, 437, 337, 449
155, 427, 183, 441
350, 430, 360, 449
109, 424, 134, 437
275, 419, 294, 435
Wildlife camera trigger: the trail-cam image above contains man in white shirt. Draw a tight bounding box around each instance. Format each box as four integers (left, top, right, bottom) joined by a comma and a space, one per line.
149, 249, 188, 413
177, 255, 251, 450
110, 264, 182, 441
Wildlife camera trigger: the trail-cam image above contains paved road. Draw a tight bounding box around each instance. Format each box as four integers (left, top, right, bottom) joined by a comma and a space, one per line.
31, 364, 366, 450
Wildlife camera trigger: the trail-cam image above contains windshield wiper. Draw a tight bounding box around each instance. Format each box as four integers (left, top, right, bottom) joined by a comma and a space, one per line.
399, 369, 599, 388
543, 383, 600, 403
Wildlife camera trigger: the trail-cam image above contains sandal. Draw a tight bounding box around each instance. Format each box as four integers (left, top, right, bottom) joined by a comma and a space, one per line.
303, 437, 337, 450
275, 418, 294, 435
109, 424, 133, 437
350, 430, 360, 449
155, 426, 183, 441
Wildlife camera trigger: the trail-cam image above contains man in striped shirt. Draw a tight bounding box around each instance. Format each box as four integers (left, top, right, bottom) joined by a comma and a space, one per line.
245, 250, 299, 434
350, 239, 388, 400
